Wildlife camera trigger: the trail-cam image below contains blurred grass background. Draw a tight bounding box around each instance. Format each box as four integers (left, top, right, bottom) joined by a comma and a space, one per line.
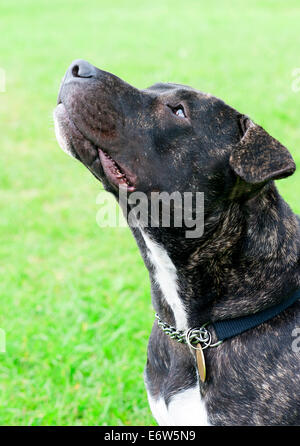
0, 0, 299, 426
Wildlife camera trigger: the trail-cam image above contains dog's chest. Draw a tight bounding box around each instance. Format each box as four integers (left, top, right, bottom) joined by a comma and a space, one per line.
138, 229, 300, 425
146, 385, 210, 426
140, 230, 210, 425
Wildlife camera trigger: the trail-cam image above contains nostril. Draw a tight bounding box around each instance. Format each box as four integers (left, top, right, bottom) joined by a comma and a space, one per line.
70, 60, 94, 79
72, 65, 80, 77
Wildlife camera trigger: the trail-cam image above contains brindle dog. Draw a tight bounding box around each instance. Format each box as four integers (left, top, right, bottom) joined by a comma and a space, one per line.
54, 60, 300, 426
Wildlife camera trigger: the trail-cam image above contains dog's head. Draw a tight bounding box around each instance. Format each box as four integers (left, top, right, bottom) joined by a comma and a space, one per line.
54, 60, 295, 230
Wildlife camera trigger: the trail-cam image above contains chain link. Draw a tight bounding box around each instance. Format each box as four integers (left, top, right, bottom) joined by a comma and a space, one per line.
155, 314, 187, 343
155, 313, 222, 349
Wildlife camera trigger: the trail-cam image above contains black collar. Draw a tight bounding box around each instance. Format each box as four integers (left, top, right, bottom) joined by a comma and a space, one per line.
156, 288, 300, 382
156, 288, 300, 347
212, 288, 300, 341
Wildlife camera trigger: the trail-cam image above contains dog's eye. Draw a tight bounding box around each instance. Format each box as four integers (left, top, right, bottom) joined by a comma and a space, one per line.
175, 107, 185, 118
168, 105, 186, 118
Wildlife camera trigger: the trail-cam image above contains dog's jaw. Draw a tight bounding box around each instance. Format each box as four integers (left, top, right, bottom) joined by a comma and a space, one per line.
53, 104, 77, 159
54, 103, 137, 192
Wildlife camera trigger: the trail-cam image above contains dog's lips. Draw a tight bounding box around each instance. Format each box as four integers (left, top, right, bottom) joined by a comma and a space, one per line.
98, 149, 136, 192
54, 102, 137, 192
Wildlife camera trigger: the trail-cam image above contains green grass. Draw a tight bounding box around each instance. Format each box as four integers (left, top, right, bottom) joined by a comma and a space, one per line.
0, 0, 299, 425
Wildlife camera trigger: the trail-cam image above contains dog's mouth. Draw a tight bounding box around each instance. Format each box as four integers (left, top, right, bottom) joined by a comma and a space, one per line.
54, 103, 136, 192
98, 148, 136, 192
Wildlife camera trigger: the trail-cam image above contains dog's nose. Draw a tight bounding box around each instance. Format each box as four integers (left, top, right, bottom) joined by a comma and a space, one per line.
57, 60, 98, 105
69, 59, 97, 79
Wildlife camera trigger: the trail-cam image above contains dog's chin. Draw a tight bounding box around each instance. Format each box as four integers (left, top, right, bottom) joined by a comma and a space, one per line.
53, 103, 136, 192
53, 103, 80, 160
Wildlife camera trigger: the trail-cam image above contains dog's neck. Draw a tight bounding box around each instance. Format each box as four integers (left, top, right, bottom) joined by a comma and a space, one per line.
130, 183, 300, 330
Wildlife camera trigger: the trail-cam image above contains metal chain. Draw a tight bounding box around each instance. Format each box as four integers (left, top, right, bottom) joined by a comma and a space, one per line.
155, 313, 223, 349
155, 313, 187, 343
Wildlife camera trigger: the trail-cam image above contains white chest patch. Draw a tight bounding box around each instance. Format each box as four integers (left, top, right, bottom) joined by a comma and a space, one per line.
139, 229, 188, 331
147, 385, 210, 426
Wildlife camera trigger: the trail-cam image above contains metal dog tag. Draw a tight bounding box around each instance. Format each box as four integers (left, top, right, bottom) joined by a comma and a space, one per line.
196, 343, 206, 382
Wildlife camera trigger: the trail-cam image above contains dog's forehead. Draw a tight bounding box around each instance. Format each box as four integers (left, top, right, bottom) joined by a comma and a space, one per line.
144, 82, 214, 100
145, 82, 195, 93
143, 82, 232, 112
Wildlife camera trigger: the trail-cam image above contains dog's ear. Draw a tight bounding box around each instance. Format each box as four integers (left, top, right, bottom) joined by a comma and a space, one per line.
229, 117, 296, 184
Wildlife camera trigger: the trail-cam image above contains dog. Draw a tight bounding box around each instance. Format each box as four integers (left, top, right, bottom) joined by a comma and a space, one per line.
54, 60, 300, 426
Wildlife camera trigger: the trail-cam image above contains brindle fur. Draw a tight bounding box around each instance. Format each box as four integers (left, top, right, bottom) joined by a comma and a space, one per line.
54, 60, 300, 425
